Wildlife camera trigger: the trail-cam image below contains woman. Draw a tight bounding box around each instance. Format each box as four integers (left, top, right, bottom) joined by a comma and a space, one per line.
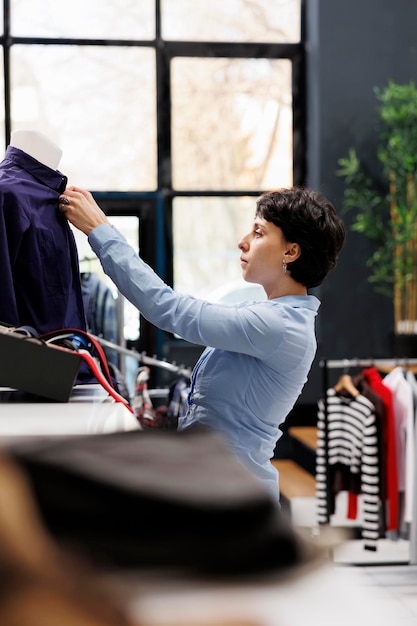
59, 186, 345, 502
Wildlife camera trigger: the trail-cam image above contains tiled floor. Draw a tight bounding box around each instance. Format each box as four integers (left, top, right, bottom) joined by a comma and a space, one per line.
329, 538, 417, 626
282, 494, 417, 626
277, 560, 417, 626
125, 559, 417, 626
349, 564, 417, 626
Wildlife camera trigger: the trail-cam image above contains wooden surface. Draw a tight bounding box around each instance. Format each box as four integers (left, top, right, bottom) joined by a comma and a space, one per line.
288, 426, 318, 450
271, 459, 316, 499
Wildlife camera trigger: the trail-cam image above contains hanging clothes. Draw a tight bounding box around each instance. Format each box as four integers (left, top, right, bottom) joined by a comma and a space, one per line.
81, 272, 118, 364
382, 367, 415, 525
362, 367, 399, 532
404, 369, 417, 547
0, 146, 86, 333
316, 387, 381, 550
132, 366, 158, 428
351, 372, 387, 529
133, 366, 189, 430
167, 375, 190, 423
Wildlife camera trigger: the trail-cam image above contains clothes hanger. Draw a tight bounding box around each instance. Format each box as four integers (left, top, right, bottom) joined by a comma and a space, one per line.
333, 374, 360, 398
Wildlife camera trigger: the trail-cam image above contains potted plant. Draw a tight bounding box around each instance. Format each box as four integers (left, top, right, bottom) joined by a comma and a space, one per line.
337, 80, 417, 353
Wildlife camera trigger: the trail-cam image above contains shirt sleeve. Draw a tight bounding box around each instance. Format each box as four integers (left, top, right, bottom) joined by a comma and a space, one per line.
88, 223, 285, 359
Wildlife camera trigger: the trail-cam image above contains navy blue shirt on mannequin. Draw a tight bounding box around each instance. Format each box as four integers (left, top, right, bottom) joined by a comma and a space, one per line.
0, 145, 86, 333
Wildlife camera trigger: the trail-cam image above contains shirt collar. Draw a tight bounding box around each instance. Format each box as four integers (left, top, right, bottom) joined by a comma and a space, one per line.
4, 145, 68, 193
274, 294, 321, 312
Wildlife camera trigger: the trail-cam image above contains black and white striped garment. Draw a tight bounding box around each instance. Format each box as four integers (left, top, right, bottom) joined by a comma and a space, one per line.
316, 388, 380, 550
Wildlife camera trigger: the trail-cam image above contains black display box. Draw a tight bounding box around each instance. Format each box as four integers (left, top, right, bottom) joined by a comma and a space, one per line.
0, 329, 81, 402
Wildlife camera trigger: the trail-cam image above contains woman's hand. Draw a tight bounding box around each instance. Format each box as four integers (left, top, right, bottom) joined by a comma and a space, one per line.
58, 186, 111, 235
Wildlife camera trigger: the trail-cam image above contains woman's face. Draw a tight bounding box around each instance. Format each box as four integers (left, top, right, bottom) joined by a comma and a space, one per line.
238, 216, 288, 293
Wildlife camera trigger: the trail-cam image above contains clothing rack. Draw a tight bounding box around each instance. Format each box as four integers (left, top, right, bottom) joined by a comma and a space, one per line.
80, 274, 189, 379
91, 334, 193, 378
319, 357, 417, 564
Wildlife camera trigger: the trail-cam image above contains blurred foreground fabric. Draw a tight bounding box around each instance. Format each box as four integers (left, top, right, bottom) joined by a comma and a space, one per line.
6, 428, 305, 575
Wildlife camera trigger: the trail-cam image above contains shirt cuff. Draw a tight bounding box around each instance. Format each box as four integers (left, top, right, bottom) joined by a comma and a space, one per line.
88, 222, 116, 253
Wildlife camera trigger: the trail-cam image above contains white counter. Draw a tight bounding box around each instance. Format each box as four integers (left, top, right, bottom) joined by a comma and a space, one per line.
0, 384, 139, 436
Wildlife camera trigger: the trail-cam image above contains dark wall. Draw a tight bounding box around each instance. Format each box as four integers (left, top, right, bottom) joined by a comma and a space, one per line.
300, 0, 417, 403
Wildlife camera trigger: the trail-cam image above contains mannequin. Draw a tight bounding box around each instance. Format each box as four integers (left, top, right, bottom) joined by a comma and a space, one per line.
0, 128, 87, 336
9, 130, 63, 170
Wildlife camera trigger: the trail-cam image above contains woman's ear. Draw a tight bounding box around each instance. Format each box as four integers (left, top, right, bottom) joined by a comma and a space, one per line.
284, 242, 301, 263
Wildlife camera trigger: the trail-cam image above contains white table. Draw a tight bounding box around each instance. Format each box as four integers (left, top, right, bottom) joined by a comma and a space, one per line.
0, 384, 139, 437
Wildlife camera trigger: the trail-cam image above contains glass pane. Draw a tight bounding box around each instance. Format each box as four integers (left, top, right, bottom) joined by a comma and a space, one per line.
11, 0, 155, 39
162, 0, 301, 42
172, 58, 292, 191
11, 45, 157, 191
173, 196, 266, 302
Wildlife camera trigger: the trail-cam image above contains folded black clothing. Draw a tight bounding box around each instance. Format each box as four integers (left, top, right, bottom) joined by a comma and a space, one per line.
8, 428, 302, 575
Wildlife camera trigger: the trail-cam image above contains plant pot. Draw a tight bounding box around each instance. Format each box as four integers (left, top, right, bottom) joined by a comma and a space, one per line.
390, 332, 417, 358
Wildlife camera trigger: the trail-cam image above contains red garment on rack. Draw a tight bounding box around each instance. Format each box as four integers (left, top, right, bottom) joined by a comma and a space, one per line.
361, 367, 399, 531
348, 373, 387, 529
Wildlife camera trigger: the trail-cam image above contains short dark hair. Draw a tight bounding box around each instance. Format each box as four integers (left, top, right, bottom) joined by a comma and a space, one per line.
256, 187, 346, 288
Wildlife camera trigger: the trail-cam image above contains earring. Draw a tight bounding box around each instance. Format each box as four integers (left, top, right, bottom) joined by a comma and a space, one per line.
282, 260, 287, 274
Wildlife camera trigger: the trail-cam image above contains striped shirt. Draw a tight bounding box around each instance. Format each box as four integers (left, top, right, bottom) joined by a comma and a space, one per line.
316, 388, 380, 550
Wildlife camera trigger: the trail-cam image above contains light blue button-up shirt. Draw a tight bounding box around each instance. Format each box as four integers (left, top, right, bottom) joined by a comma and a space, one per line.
89, 223, 320, 501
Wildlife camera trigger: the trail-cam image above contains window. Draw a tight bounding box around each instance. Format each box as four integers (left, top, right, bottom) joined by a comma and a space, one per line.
172, 58, 292, 191
0, 0, 305, 365
161, 0, 301, 42
11, 44, 156, 190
